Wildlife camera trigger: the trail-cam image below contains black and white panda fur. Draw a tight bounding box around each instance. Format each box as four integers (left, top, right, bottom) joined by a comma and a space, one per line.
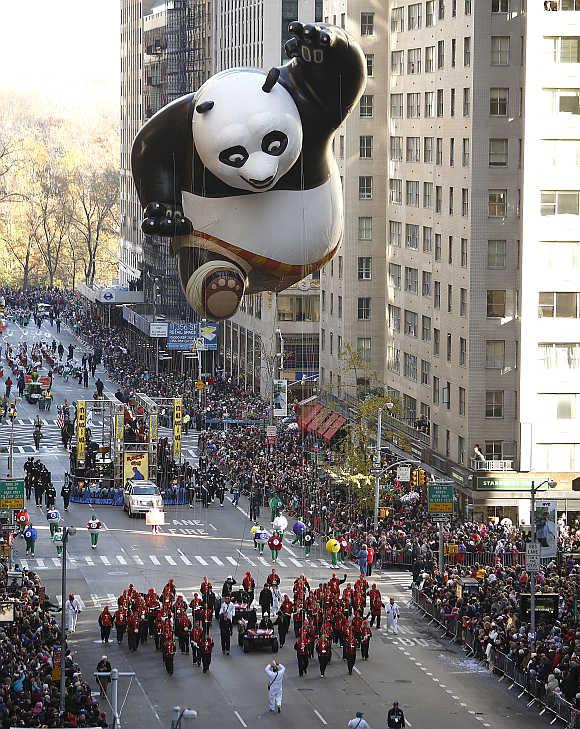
131, 21, 366, 320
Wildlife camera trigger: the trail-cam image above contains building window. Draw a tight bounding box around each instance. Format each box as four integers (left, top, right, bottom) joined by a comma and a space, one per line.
435, 233, 442, 260
434, 328, 440, 356
357, 337, 372, 362
390, 136, 403, 161
491, 36, 510, 66
490, 87, 509, 116
439, 0, 445, 19
544, 37, 580, 64
464, 37, 471, 66
544, 88, 580, 115
405, 267, 418, 294
330, 332, 333, 354
434, 281, 441, 309
358, 256, 372, 279
357, 297, 371, 320
388, 304, 401, 332
538, 342, 580, 370
338, 256, 343, 278
435, 186, 442, 213
460, 287, 467, 315
389, 178, 402, 204
426, 0, 435, 25
359, 176, 373, 199
422, 271, 432, 296
406, 180, 420, 206
449, 187, 454, 215
390, 93, 403, 118
359, 135, 373, 159
391, 50, 404, 75
425, 46, 435, 72
436, 138, 443, 165
358, 216, 373, 240
462, 138, 470, 166
421, 359, 431, 385
360, 94, 374, 117
361, 11, 374, 34
321, 328, 325, 350
388, 263, 401, 289
425, 92, 434, 117
423, 226, 433, 252
447, 283, 453, 311
365, 53, 374, 77
461, 238, 468, 267
488, 190, 507, 217
422, 315, 432, 341
487, 290, 507, 317
407, 93, 421, 118
486, 340, 506, 369
404, 352, 418, 380
540, 190, 580, 216
450, 89, 456, 117
448, 236, 454, 263
433, 376, 440, 404
405, 309, 419, 336
461, 188, 469, 216
492, 0, 510, 9
408, 3, 422, 29
407, 136, 421, 162
458, 436, 465, 464
459, 337, 467, 366
338, 296, 342, 318
391, 6, 404, 32
424, 137, 434, 162
465, 0, 472, 14
489, 138, 508, 167
451, 37, 456, 66
437, 40, 445, 69
463, 87, 471, 116
485, 390, 504, 418
389, 220, 402, 246
387, 346, 401, 373
408, 48, 422, 74
406, 223, 420, 249
459, 387, 466, 416
485, 441, 503, 460
538, 291, 580, 318
487, 240, 507, 268
446, 333, 452, 361
436, 89, 444, 117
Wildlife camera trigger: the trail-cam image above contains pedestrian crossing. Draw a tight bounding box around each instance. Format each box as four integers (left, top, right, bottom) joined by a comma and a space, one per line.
15, 550, 366, 572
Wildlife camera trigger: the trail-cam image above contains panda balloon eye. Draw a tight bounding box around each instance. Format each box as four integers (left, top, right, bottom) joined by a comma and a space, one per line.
219, 146, 249, 168
262, 131, 288, 157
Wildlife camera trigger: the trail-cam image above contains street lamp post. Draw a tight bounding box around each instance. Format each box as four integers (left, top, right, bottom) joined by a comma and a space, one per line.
59, 526, 76, 716
7, 403, 17, 478
171, 706, 198, 728
529, 478, 557, 646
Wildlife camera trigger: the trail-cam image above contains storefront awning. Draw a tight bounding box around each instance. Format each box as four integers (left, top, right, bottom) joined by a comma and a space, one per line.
307, 407, 331, 433
320, 414, 346, 441
296, 402, 321, 431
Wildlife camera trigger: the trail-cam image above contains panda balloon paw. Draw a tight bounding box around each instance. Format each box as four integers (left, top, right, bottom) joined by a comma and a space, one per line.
131, 19, 367, 321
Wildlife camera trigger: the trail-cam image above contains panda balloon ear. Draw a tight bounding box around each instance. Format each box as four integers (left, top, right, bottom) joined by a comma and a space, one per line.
262, 68, 280, 93
196, 101, 214, 114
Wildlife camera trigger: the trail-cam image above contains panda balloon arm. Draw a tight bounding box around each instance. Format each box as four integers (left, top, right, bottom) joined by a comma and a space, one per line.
281, 22, 366, 128
131, 93, 195, 237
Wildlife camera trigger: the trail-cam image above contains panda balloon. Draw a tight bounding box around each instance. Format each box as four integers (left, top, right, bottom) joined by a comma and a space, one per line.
132, 21, 366, 320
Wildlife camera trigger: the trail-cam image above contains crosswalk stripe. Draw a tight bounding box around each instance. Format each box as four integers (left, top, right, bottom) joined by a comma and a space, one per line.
107, 593, 116, 603
36, 558, 45, 568
318, 559, 331, 568
237, 550, 256, 566
179, 554, 192, 565
226, 556, 237, 566
116, 555, 127, 565
288, 557, 301, 567
150, 555, 160, 565
276, 559, 287, 567
195, 555, 208, 566
258, 556, 269, 567
100, 556, 110, 565
133, 555, 144, 565
210, 556, 223, 566
85, 556, 94, 565
20, 559, 29, 569
165, 556, 177, 566
52, 557, 60, 567
75, 594, 85, 610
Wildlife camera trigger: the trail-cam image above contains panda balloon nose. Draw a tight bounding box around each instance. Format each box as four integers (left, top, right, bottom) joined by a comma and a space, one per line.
247, 175, 275, 189
240, 153, 278, 191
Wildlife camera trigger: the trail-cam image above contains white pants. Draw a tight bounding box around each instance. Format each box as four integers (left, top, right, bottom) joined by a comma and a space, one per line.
268, 688, 282, 711
67, 611, 78, 632
386, 615, 399, 634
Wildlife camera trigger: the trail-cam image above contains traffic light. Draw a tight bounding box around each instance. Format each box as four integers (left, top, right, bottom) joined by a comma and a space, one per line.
418, 468, 426, 488
411, 469, 418, 488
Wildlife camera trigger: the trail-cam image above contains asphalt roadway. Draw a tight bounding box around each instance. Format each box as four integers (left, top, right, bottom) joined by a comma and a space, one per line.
3, 315, 556, 729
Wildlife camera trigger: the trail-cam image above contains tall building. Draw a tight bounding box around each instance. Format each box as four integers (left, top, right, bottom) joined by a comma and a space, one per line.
217, 0, 324, 399
320, 0, 580, 522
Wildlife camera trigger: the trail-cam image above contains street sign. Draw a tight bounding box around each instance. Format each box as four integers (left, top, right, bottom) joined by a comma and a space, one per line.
191, 337, 206, 351
370, 468, 382, 476
0, 479, 24, 509
149, 321, 168, 338
525, 543, 541, 572
266, 425, 277, 444
397, 466, 411, 482
195, 380, 205, 390
432, 514, 450, 523
428, 482, 453, 514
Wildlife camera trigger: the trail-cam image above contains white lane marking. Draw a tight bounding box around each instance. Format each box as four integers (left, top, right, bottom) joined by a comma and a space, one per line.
314, 709, 328, 725
236, 549, 255, 566
234, 711, 247, 728
90, 594, 100, 607
318, 559, 331, 568
133, 555, 144, 565
353, 666, 361, 675
211, 556, 224, 566
85, 556, 94, 565
150, 555, 160, 565
226, 556, 237, 566
208, 523, 217, 531
284, 544, 297, 557
195, 555, 208, 566
52, 558, 61, 567
165, 556, 177, 566
288, 557, 301, 567
258, 557, 269, 567
116, 555, 127, 565
179, 554, 192, 565
36, 558, 45, 568
276, 559, 287, 567
75, 594, 85, 610
100, 556, 111, 566
406, 720, 413, 728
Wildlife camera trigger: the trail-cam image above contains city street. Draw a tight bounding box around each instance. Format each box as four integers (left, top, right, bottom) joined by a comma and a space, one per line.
2, 318, 554, 729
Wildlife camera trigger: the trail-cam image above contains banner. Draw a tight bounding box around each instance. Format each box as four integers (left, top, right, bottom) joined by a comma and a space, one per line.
123, 452, 149, 483
149, 413, 158, 443
534, 500, 558, 558
173, 397, 182, 462
272, 379, 288, 418
115, 412, 124, 441
76, 400, 86, 464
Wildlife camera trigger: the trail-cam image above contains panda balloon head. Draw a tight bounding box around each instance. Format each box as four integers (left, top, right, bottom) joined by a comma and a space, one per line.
132, 21, 366, 321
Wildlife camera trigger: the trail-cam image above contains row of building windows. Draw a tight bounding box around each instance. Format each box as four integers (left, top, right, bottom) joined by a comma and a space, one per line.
386, 185, 517, 218
390, 38, 471, 73
390, 135, 471, 166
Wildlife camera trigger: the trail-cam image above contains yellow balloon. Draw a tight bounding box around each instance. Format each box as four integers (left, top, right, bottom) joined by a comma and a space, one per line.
326, 538, 340, 554
250, 525, 259, 535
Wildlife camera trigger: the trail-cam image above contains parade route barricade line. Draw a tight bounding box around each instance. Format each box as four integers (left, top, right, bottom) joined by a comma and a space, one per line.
411, 585, 577, 727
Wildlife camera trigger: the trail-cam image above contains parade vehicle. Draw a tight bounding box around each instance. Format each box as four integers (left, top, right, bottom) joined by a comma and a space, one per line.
123, 479, 163, 518
238, 622, 279, 654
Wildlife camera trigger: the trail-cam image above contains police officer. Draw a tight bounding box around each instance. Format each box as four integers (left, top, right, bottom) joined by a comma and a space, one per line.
387, 701, 406, 729
60, 479, 71, 511
219, 595, 235, 655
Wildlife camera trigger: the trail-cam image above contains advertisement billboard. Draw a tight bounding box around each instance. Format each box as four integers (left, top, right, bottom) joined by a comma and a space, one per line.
534, 500, 558, 558
123, 452, 149, 483
76, 400, 86, 465
173, 398, 183, 462
272, 379, 288, 417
